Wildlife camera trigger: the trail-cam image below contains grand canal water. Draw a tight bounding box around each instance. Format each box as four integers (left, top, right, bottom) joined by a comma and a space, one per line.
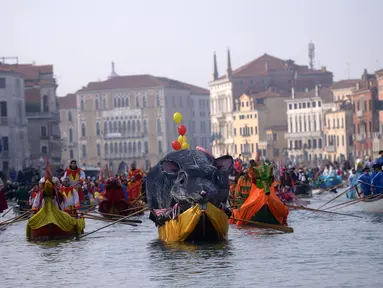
1, 190, 382, 288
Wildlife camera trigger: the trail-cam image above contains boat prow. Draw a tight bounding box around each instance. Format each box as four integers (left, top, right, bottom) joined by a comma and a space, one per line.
158, 202, 228, 242
26, 198, 85, 241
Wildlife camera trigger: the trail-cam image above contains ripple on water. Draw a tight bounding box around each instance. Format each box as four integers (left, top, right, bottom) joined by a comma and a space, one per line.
1, 196, 383, 288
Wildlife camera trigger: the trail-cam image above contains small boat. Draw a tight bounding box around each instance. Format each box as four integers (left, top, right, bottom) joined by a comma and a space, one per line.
294, 183, 313, 198
157, 202, 228, 242
26, 198, 85, 241
231, 182, 289, 226
357, 194, 383, 213
311, 175, 342, 191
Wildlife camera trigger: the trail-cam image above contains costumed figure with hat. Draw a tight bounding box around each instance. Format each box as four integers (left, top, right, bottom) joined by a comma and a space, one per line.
26, 160, 85, 240
127, 161, 143, 201
62, 160, 86, 203
60, 177, 81, 217
357, 167, 372, 197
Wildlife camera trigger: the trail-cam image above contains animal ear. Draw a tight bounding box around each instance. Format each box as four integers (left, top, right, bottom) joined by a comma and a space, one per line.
213, 155, 233, 172
160, 160, 181, 174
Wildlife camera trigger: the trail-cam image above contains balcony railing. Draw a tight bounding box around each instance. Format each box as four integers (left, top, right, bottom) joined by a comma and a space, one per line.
326, 145, 336, 153
104, 132, 148, 139
285, 131, 323, 139
27, 112, 59, 119
356, 133, 366, 141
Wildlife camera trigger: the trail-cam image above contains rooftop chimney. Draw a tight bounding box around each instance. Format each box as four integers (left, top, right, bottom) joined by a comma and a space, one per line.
291, 87, 295, 99
315, 85, 319, 97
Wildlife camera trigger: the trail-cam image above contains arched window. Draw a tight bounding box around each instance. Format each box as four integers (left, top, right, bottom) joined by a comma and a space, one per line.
80, 99, 84, 111
118, 98, 121, 107
299, 116, 302, 132
118, 121, 122, 133
303, 116, 307, 131
157, 119, 161, 133
68, 111, 72, 122
156, 94, 160, 107
133, 142, 136, 155
43, 95, 49, 112
104, 121, 108, 134
114, 97, 117, 108
132, 120, 136, 133
137, 120, 141, 133
128, 142, 132, 154
103, 97, 107, 109
70, 149, 74, 159
143, 96, 147, 108
124, 142, 127, 153
126, 97, 129, 107
96, 122, 100, 136
113, 121, 117, 133
289, 117, 293, 133
97, 143, 101, 156
127, 120, 131, 133
110, 143, 113, 154
138, 142, 142, 154
69, 128, 73, 143
96, 97, 99, 110
105, 143, 108, 155
122, 121, 126, 134
122, 98, 125, 107
136, 96, 139, 107
143, 119, 148, 133
119, 142, 122, 154
81, 123, 86, 137
114, 143, 118, 154
144, 141, 148, 153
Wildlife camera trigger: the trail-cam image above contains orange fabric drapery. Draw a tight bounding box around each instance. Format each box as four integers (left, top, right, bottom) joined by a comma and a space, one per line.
230, 181, 289, 226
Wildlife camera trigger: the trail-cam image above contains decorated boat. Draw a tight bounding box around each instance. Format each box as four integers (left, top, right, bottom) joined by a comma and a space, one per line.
26, 164, 85, 241
311, 174, 342, 190
98, 177, 145, 217
231, 162, 289, 227
146, 148, 233, 242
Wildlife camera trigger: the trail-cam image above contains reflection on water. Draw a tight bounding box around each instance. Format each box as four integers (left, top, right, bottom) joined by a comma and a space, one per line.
1, 193, 383, 288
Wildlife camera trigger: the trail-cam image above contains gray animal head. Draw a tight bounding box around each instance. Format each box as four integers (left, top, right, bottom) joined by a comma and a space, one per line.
146, 149, 233, 210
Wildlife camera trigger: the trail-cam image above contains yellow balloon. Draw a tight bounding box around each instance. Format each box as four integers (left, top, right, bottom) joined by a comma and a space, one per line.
181, 142, 190, 150
182, 135, 187, 143
173, 112, 183, 124
178, 135, 184, 144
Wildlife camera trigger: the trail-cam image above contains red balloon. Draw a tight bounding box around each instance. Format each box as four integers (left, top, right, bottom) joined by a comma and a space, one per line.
178, 125, 187, 136
172, 140, 181, 150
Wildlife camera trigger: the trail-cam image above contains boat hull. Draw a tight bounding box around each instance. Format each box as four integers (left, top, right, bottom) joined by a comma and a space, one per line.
99, 200, 145, 217
29, 223, 79, 241
358, 195, 383, 213
158, 203, 228, 242
295, 184, 313, 198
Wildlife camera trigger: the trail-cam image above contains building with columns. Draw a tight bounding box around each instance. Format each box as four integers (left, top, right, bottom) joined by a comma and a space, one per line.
209, 50, 333, 157
74, 63, 210, 172
285, 86, 332, 165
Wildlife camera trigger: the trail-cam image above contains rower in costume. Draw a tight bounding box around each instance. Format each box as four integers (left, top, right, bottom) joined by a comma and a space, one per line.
60, 177, 80, 217
62, 160, 86, 203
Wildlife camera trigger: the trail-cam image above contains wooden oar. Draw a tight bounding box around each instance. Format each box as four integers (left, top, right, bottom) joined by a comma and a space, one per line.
76, 207, 148, 240
81, 215, 138, 227
83, 212, 142, 223
316, 182, 344, 194
120, 205, 147, 213
285, 204, 362, 218
231, 217, 293, 233
1, 206, 15, 217
325, 193, 382, 211
0, 211, 29, 227
318, 185, 357, 209
0, 212, 27, 226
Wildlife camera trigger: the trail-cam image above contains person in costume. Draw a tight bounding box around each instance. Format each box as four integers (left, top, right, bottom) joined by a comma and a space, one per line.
29, 184, 40, 206
234, 168, 252, 206
0, 176, 7, 213
375, 150, 383, 166
62, 160, 86, 203
357, 167, 372, 197
127, 161, 143, 200
60, 177, 80, 216
32, 169, 64, 212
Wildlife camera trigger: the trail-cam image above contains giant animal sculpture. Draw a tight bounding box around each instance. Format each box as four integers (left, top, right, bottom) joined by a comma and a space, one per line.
146, 149, 233, 227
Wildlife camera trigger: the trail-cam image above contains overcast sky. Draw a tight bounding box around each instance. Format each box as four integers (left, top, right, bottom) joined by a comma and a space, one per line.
2, 0, 382, 96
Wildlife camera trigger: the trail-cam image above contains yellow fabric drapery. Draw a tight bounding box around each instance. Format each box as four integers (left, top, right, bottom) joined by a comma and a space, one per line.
158, 203, 228, 242
26, 198, 85, 238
